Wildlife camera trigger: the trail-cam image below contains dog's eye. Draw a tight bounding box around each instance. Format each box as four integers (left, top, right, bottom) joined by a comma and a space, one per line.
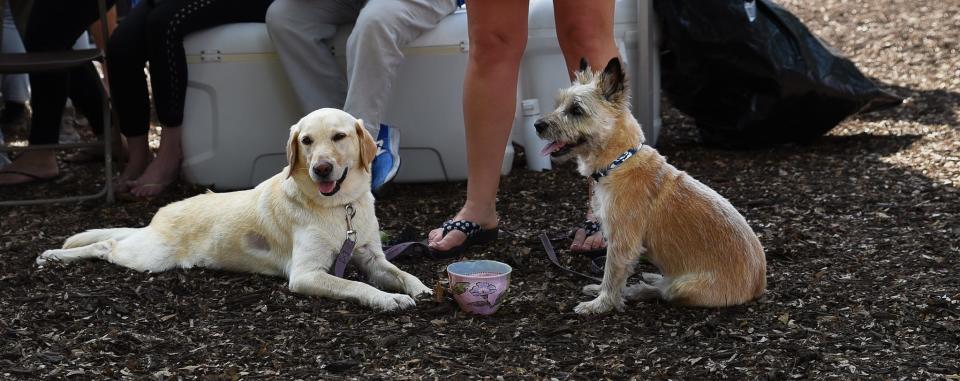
569, 103, 583, 117
301, 136, 313, 145
332, 132, 347, 142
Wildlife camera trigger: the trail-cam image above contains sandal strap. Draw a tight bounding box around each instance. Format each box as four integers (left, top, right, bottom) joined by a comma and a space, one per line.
581, 220, 601, 236
442, 219, 483, 238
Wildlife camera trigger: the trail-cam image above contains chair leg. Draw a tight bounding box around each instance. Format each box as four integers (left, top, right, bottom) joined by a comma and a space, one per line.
0, 84, 115, 206
101, 80, 114, 204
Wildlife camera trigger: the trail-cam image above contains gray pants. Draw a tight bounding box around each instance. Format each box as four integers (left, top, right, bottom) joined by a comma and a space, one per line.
265, 0, 457, 137
1, 0, 29, 104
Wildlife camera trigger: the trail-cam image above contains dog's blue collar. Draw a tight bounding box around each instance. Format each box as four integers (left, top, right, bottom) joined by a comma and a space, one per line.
591, 147, 640, 182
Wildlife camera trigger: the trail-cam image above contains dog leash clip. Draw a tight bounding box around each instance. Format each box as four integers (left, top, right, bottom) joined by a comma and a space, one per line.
344, 203, 357, 241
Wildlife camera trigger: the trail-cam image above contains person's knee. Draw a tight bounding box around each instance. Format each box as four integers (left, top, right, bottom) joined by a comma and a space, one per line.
469, 30, 526, 68
346, 13, 393, 53
265, 0, 294, 35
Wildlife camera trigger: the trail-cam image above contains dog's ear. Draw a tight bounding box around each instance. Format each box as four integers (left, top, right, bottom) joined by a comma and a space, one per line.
599, 57, 628, 105
354, 119, 377, 173
285, 123, 300, 179
579, 57, 589, 73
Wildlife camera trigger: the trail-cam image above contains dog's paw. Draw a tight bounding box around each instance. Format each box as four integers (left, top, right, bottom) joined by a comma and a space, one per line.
574, 297, 622, 315
582, 284, 602, 296
36, 251, 61, 267
623, 282, 661, 301
641, 272, 664, 283
406, 283, 434, 299
371, 292, 417, 312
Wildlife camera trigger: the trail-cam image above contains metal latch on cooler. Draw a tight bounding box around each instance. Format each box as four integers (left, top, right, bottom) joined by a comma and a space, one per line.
198, 50, 223, 63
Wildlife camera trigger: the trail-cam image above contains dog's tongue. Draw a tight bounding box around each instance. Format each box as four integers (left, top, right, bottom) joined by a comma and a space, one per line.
541, 141, 566, 156
317, 181, 337, 194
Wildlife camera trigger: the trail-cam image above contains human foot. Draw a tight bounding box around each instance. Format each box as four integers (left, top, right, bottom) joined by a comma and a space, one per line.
128, 156, 180, 198
128, 129, 182, 198
114, 137, 151, 195
0, 152, 59, 186
115, 155, 151, 195
571, 211, 607, 254
427, 204, 498, 253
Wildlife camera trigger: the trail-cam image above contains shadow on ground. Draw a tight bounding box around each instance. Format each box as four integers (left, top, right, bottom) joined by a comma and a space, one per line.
855, 83, 960, 127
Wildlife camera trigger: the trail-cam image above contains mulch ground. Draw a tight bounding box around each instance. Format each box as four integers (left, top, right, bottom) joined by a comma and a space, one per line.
2, 0, 959, 379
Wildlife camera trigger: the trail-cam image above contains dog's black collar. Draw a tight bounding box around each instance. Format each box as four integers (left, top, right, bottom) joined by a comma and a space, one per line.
320, 167, 349, 196
591, 147, 639, 182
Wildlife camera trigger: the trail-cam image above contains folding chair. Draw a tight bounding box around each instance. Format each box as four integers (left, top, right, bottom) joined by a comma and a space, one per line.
0, 0, 114, 206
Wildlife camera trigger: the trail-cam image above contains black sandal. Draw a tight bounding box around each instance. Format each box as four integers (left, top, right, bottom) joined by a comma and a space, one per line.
570, 219, 607, 259
429, 219, 499, 259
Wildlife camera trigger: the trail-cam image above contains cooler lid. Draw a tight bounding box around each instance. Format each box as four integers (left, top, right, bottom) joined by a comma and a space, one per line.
183, 23, 276, 55
406, 9, 468, 48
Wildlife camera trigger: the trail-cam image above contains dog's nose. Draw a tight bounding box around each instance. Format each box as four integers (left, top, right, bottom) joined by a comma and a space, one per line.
534, 119, 548, 134
313, 161, 333, 178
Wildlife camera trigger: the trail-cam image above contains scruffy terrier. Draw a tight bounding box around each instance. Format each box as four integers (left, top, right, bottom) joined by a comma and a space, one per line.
536, 58, 767, 314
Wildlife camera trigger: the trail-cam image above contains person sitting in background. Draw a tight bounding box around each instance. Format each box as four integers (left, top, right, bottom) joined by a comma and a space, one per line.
0, 0, 113, 186
265, 0, 460, 192
106, 0, 273, 198
0, 1, 115, 161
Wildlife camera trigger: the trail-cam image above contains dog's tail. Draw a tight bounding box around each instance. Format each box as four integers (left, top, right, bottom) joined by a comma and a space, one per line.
63, 228, 139, 249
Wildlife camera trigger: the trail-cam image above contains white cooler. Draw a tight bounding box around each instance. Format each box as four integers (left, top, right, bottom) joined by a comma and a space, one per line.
181, 16, 513, 189
181, 23, 303, 190
180, 1, 659, 189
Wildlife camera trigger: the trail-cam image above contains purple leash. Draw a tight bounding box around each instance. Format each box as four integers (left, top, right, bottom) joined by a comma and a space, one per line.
539, 233, 603, 282
383, 241, 430, 261
333, 238, 357, 278
333, 203, 359, 278
331, 203, 431, 278
332, 239, 428, 278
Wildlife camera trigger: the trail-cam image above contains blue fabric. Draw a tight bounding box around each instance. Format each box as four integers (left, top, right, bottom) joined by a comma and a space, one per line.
371, 124, 400, 191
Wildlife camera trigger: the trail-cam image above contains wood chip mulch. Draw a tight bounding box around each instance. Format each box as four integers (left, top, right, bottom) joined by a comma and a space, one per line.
1, 0, 958, 379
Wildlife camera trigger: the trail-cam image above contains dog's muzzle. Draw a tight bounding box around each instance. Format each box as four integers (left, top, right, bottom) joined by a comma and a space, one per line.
540, 138, 586, 157
318, 167, 349, 196
534, 119, 586, 157
534, 119, 549, 134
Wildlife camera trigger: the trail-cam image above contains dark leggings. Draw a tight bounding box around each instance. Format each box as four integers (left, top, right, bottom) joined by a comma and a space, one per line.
25, 0, 115, 145
107, 0, 273, 137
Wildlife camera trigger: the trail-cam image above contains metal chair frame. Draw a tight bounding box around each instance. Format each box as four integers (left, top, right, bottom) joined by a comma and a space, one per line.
0, 0, 114, 206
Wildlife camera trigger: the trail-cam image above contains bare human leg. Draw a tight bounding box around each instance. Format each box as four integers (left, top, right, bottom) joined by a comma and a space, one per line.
427, 0, 529, 252
554, 0, 619, 254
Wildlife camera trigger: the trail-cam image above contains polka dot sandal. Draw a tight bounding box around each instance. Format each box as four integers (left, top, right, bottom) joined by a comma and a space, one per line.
430, 219, 499, 258
569, 219, 607, 259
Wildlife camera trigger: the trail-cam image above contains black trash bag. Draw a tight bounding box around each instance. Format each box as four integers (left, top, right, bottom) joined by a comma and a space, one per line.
654, 0, 902, 148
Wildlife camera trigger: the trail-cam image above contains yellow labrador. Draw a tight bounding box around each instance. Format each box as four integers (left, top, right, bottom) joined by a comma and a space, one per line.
38, 108, 432, 311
